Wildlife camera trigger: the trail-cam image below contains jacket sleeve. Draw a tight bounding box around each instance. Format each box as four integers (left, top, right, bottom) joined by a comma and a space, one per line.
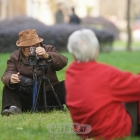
110, 67, 140, 102
44, 45, 68, 71
1, 53, 18, 89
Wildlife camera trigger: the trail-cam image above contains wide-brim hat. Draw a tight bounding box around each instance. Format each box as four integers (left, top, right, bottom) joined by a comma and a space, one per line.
16, 29, 43, 47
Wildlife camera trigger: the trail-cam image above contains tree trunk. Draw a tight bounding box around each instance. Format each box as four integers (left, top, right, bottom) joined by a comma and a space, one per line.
126, 0, 132, 51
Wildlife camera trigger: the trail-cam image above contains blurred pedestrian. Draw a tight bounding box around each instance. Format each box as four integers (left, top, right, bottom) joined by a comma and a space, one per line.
69, 7, 81, 24
55, 2, 68, 24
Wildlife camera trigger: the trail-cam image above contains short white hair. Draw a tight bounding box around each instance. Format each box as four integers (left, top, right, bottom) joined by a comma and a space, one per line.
67, 29, 100, 62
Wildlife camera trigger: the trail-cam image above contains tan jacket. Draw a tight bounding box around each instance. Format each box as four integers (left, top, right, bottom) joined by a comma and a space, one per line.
1, 44, 68, 90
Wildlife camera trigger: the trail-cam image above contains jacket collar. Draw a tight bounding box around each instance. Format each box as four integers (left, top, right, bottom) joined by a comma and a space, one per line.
19, 49, 29, 64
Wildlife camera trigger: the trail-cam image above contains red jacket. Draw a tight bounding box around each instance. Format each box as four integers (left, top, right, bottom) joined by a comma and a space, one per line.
65, 61, 140, 140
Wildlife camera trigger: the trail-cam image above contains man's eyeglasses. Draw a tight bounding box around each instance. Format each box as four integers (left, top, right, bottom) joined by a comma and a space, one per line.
20, 43, 40, 49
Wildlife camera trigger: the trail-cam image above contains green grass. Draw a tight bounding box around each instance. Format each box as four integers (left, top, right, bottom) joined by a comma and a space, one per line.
114, 40, 140, 48
1, 51, 140, 140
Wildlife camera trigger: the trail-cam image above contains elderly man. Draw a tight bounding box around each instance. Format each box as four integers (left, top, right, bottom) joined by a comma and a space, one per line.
1, 29, 68, 116
65, 29, 140, 140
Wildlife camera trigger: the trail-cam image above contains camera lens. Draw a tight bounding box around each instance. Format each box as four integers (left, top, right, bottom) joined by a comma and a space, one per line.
30, 47, 36, 55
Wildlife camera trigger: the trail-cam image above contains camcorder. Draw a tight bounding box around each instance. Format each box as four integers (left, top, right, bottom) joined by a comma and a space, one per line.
28, 47, 39, 66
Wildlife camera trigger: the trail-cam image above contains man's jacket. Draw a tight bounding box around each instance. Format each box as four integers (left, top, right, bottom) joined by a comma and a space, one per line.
2, 44, 68, 91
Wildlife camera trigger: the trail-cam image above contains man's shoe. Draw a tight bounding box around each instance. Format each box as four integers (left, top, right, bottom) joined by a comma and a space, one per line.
2, 106, 22, 116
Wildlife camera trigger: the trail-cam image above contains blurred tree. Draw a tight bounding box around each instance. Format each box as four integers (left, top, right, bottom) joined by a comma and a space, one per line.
126, 0, 132, 51
132, 0, 140, 19
47, 0, 57, 11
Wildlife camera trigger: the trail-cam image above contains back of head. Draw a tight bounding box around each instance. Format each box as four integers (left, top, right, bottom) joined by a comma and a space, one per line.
67, 29, 99, 62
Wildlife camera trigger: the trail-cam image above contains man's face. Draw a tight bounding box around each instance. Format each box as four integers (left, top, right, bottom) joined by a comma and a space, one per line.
20, 43, 40, 57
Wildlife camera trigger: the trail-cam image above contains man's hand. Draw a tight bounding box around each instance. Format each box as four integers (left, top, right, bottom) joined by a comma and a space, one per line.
10, 72, 20, 84
36, 46, 49, 58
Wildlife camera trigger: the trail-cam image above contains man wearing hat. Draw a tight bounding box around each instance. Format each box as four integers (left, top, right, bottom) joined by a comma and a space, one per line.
1, 29, 68, 116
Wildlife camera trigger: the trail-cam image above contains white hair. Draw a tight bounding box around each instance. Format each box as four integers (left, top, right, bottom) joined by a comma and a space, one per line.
67, 29, 100, 62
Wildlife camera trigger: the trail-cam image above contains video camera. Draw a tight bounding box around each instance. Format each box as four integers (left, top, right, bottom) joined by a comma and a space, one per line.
28, 47, 47, 72
28, 47, 39, 66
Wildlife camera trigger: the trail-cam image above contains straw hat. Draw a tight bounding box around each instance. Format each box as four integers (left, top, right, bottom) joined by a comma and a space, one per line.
16, 29, 43, 47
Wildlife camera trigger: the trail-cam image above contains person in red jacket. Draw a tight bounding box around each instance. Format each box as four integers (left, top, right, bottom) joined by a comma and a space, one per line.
65, 29, 140, 140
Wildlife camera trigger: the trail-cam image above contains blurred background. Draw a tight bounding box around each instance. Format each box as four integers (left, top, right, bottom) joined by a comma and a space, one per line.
0, 0, 140, 52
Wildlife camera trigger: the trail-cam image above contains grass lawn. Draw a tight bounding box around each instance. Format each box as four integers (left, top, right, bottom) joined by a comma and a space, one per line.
113, 40, 140, 48
0, 51, 140, 140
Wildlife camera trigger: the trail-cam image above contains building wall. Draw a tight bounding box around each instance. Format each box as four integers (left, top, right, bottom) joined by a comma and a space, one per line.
7, 0, 26, 17
26, 0, 54, 25
71, 0, 100, 18
0, 0, 139, 26
99, 0, 126, 20
0, 0, 26, 19
0, 0, 100, 25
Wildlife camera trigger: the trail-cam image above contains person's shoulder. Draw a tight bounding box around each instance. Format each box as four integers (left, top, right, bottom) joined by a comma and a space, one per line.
43, 44, 56, 50
98, 62, 121, 72
43, 44, 54, 48
10, 49, 20, 60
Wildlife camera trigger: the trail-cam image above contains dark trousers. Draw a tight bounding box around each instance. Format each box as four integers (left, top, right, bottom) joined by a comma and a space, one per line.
125, 102, 139, 136
1, 81, 66, 112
